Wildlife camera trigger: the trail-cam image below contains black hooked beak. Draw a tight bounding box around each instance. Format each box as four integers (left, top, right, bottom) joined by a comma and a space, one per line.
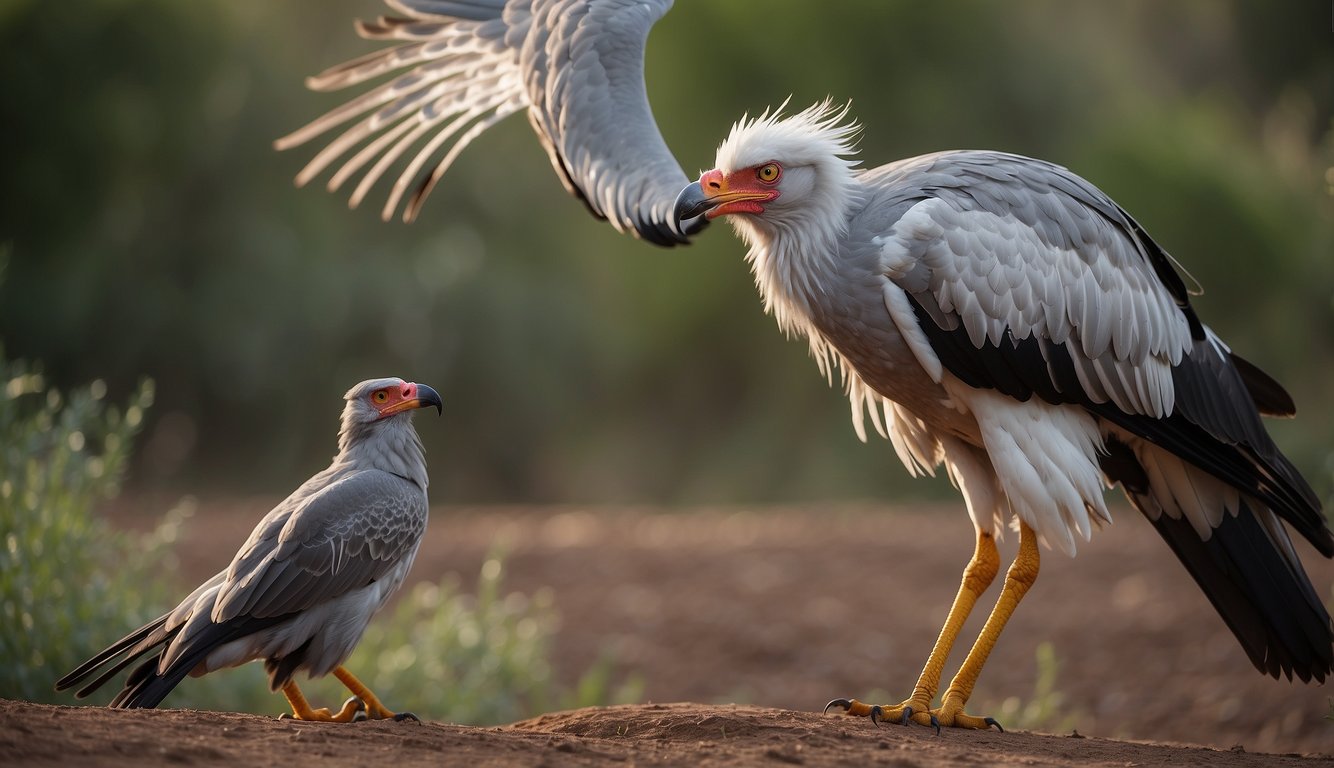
415, 383, 443, 415
673, 180, 715, 226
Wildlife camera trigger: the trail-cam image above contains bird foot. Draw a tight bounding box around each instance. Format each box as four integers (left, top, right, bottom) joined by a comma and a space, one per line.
343, 695, 421, 723
824, 696, 1001, 733
279, 696, 366, 723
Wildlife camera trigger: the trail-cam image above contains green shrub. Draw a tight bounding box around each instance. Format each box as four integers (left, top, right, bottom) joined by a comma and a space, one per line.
298, 551, 644, 725
0, 353, 163, 703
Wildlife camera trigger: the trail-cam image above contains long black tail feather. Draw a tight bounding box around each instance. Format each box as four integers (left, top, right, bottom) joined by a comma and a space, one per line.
57, 611, 292, 709
1101, 438, 1333, 682
107, 614, 291, 709
1139, 495, 1332, 682
54, 615, 169, 696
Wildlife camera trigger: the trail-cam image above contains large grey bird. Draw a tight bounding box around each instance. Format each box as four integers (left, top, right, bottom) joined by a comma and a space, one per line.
276, 0, 1333, 730
56, 377, 442, 721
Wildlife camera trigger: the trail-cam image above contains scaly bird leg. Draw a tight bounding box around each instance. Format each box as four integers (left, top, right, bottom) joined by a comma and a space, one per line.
930, 519, 1039, 729
826, 528, 1001, 730
333, 666, 419, 722
280, 679, 364, 722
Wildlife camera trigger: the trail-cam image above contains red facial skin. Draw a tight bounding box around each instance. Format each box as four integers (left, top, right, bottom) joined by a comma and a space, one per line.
372, 381, 425, 418
698, 164, 782, 219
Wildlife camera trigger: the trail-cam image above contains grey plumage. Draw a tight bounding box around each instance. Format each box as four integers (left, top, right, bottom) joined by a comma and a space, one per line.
276, 0, 700, 244
57, 377, 441, 710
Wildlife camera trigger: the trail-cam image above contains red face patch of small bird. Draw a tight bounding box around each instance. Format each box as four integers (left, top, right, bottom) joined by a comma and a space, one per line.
371, 381, 418, 417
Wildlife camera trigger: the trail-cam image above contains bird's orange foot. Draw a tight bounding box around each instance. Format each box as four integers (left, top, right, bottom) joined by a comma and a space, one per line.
914, 693, 1002, 732
343, 695, 420, 723
824, 697, 937, 733
279, 696, 366, 722
824, 696, 1002, 734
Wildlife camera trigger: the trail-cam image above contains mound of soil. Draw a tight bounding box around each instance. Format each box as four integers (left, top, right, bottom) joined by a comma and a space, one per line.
1, 699, 1325, 767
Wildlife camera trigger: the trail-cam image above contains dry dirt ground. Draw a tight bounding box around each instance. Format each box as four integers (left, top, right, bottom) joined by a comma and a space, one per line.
13, 501, 1334, 766
3, 699, 1328, 768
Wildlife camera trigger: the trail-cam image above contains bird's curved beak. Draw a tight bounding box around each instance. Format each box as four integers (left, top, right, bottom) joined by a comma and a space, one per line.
674, 169, 777, 226
383, 382, 443, 416
674, 180, 714, 224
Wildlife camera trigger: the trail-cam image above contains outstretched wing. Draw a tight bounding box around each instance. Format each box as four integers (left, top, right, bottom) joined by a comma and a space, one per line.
276, 0, 701, 245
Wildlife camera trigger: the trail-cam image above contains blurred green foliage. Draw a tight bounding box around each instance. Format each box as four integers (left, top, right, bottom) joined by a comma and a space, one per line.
299, 553, 644, 724
0, 2, 1329, 505
0, 352, 163, 702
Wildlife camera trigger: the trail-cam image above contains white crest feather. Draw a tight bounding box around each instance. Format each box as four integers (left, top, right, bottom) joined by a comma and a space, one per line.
716, 98, 861, 175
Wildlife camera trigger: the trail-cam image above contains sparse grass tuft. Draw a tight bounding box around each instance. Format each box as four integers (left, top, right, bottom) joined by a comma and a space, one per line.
299, 547, 644, 725
989, 641, 1081, 733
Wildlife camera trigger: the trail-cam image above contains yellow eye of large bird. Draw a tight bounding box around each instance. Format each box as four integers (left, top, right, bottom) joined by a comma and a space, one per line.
757, 163, 780, 183
373, 390, 389, 403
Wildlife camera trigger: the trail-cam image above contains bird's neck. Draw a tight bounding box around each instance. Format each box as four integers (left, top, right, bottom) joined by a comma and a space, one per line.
732, 174, 860, 345
336, 417, 429, 489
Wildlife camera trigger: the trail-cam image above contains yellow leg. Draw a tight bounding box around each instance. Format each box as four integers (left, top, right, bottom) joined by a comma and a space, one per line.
826, 529, 1000, 727
280, 679, 363, 722
827, 521, 1040, 731
333, 666, 418, 722
933, 520, 1040, 729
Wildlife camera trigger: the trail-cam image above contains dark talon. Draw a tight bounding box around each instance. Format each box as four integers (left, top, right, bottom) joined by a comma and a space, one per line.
869, 705, 883, 727
823, 698, 853, 715
392, 711, 421, 723
984, 716, 1003, 733
928, 714, 941, 736
900, 706, 913, 726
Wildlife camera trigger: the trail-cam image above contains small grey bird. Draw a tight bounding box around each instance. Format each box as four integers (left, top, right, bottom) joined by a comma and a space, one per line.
56, 377, 442, 722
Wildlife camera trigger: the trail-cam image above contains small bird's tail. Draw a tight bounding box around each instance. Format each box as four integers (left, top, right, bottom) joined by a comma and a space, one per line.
106, 615, 292, 708
56, 604, 291, 708
54, 615, 171, 700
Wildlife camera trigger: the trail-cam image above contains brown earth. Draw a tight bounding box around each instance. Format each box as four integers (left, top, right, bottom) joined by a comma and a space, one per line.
17, 501, 1334, 766
2, 699, 1328, 767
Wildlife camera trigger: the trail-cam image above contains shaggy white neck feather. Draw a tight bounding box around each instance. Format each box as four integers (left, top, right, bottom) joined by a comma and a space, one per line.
731, 164, 859, 359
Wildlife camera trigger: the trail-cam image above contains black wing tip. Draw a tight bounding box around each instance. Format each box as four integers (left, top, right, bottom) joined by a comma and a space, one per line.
1123, 489, 1334, 686
633, 214, 705, 247
1229, 351, 1297, 418
54, 616, 169, 696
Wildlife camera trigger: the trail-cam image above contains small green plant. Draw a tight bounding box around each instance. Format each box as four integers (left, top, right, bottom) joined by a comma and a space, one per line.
0, 353, 163, 703
297, 549, 643, 725
988, 641, 1081, 733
